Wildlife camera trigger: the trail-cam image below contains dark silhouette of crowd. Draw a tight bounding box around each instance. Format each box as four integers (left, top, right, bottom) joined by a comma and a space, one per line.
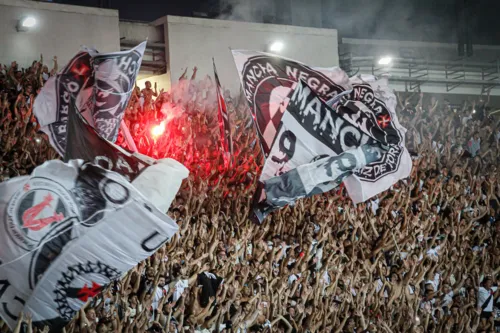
0, 58, 499, 333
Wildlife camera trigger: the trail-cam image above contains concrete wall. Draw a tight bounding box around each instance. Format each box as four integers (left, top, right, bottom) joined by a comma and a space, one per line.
155, 15, 339, 94
0, 0, 119, 69
119, 21, 163, 44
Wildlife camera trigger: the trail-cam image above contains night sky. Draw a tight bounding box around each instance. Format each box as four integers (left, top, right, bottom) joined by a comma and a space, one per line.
55, 0, 500, 45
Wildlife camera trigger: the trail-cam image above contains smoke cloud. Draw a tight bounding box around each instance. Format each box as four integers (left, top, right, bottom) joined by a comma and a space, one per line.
217, 0, 460, 44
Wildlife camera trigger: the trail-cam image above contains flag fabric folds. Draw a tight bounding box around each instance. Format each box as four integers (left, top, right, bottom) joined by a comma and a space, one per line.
33, 51, 94, 155
64, 98, 149, 182
254, 81, 382, 221
339, 75, 412, 203
34, 42, 146, 155
213, 60, 233, 166
263, 144, 384, 209
0, 159, 187, 330
232, 51, 412, 221
90, 42, 147, 142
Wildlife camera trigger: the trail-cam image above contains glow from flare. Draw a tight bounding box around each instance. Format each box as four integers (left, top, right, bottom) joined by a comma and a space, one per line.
151, 121, 166, 138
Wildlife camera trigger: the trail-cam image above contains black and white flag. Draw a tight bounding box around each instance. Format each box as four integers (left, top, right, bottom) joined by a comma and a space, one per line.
0, 158, 187, 330
254, 80, 411, 222
34, 42, 146, 155
90, 42, 146, 142
233, 51, 411, 211
337, 75, 411, 203
232, 50, 351, 156
34, 51, 94, 155
64, 98, 150, 182
254, 81, 377, 221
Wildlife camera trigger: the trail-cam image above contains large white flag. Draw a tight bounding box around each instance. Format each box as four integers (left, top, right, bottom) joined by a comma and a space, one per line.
254, 81, 382, 221
0, 158, 187, 330
232, 52, 412, 216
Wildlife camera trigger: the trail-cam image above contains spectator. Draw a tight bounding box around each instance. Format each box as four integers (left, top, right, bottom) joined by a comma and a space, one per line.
0, 60, 499, 333
478, 276, 499, 324
468, 131, 481, 157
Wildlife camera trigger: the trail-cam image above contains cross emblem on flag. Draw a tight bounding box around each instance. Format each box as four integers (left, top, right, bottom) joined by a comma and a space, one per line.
377, 115, 391, 128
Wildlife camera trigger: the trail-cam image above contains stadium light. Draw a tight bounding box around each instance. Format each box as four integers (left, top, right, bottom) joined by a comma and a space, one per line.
378, 56, 393, 65
22, 17, 37, 28
269, 41, 284, 53
17, 16, 37, 32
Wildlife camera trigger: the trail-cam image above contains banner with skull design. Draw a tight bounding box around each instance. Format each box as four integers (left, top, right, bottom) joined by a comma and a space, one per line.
88, 42, 146, 142
0, 159, 185, 330
338, 74, 412, 203
34, 42, 146, 155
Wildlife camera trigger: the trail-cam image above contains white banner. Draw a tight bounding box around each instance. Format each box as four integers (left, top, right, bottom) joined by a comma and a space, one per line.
254, 79, 412, 221
232, 51, 412, 209
34, 51, 95, 155
89, 42, 147, 142
0, 159, 185, 330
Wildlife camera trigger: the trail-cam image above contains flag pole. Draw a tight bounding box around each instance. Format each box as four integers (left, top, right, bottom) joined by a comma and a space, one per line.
120, 120, 138, 153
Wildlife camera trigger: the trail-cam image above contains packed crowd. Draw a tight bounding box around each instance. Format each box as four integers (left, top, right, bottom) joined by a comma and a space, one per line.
0, 55, 58, 181
0, 58, 499, 333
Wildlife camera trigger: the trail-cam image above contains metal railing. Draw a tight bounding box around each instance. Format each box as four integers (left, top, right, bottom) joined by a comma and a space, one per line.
340, 54, 500, 93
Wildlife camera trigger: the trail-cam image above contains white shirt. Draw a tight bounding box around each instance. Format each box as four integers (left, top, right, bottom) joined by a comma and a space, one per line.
442, 291, 454, 308
462, 115, 472, 125
322, 271, 331, 286
478, 286, 498, 312
432, 141, 444, 154
425, 273, 441, 292
288, 273, 301, 285
173, 279, 189, 302
375, 278, 389, 298
152, 285, 169, 310
370, 198, 380, 215
426, 246, 441, 261
420, 298, 436, 310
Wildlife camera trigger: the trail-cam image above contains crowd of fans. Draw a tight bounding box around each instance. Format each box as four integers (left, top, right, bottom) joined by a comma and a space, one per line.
0, 57, 499, 333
